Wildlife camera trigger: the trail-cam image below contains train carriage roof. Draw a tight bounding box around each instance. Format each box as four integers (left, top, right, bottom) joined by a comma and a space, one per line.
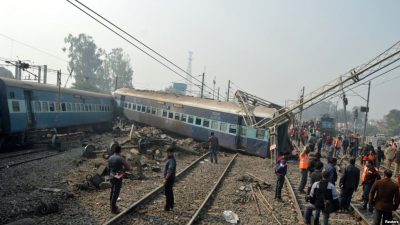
114, 88, 278, 119
0, 77, 113, 99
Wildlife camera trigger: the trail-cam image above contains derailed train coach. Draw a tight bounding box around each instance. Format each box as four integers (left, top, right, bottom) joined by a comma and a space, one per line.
0, 77, 114, 149
113, 88, 290, 158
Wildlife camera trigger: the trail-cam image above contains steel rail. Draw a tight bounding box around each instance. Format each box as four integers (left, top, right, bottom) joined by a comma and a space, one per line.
0, 152, 62, 170
103, 152, 210, 225
0, 148, 49, 160
186, 153, 238, 225
284, 174, 304, 224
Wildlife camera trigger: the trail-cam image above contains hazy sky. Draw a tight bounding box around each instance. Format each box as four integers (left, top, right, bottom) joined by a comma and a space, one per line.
0, 0, 399, 119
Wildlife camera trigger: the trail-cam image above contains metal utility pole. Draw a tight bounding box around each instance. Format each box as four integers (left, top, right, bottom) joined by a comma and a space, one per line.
227, 80, 231, 102
200, 73, 205, 98
212, 77, 216, 99
57, 70, 61, 111
114, 76, 118, 91
353, 108, 358, 134
43, 65, 47, 84
362, 81, 371, 143
298, 87, 305, 127
217, 88, 220, 101
37, 66, 41, 83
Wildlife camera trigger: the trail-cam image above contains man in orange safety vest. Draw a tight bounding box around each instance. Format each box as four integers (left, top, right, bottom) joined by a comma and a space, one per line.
298, 148, 310, 193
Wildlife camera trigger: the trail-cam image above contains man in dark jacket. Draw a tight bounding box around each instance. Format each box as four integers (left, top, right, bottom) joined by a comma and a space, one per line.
342, 137, 350, 156
164, 148, 177, 211
362, 160, 381, 212
275, 159, 288, 200
326, 158, 338, 185
108, 146, 132, 214
369, 170, 400, 225
376, 146, 385, 170
339, 157, 360, 211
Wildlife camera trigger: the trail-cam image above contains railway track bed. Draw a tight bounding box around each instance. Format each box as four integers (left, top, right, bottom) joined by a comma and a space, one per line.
107, 153, 237, 225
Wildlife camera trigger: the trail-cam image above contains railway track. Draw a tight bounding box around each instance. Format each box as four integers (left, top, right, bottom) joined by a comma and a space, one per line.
104, 153, 237, 225
0, 149, 64, 170
339, 155, 400, 222
286, 144, 369, 225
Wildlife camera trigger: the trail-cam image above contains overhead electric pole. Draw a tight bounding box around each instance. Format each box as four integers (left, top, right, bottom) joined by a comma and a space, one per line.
200, 73, 205, 98
227, 80, 231, 102
212, 77, 216, 99
298, 86, 305, 127
362, 81, 371, 143
217, 88, 220, 101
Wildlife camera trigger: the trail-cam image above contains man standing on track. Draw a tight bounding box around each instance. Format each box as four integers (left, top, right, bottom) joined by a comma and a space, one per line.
275, 158, 288, 201
298, 148, 310, 193
369, 169, 400, 225
208, 132, 219, 164
339, 157, 360, 212
361, 160, 381, 212
164, 148, 176, 211
108, 146, 132, 214
326, 158, 338, 186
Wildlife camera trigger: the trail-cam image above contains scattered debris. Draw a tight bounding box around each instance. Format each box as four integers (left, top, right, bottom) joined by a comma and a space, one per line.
4, 218, 35, 225
99, 182, 111, 189
36, 200, 59, 215
223, 210, 239, 224
39, 188, 62, 193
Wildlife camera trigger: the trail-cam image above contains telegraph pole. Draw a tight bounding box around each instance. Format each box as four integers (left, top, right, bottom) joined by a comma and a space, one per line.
200, 73, 205, 98
298, 86, 305, 127
362, 81, 371, 143
57, 70, 61, 111
227, 80, 231, 102
217, 88, 220, 101
212, 77, 216, 99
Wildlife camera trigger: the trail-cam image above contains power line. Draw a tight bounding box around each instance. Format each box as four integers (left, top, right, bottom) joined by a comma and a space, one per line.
0, 33, 67, 63
66, 0, 224, 100
73, 0, 212, 91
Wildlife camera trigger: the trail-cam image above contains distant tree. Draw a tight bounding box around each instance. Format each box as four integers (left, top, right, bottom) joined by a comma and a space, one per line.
63, 33, 105, 93
384, 109, 400, 136
104, 48, 133, 90
0, 67, 14, 79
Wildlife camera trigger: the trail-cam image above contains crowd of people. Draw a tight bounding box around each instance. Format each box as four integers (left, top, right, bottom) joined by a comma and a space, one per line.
276, 132, 400, 225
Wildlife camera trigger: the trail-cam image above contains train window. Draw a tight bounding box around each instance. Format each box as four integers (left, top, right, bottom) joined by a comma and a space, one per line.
42, 102, 49, 112
203, 119, 210, 128
49, 102, 55, 112
240, 126, 247, 136
256, 129, 265, 139
168, 112, 174, 119
195, 118, 202, 126
141, 106, 146, 112
181, 114, 187, 122
128, 103, 131, 109
151, 108, 156, 115
71, 103, 76, 112
137, 105, 141, 111
188, 116, 194, 124
67, 103, 72, 112
162, 110, 168, 117
80, 104, 84, 111
124, 103, 128, 108
132, 104, 136, 110
174, 113, 180, 120
34, 102, 41, 112
84, 105, 88, 111
211, 121, 219, 130
220, 123, 227, 132
12, 101, 20, 112
61, 103, 66, 112
146, 107, 151, 113
156, 109, 162, 117
9, 92, 15, 99
229, 124, 237, 134
55, 103, 60, 112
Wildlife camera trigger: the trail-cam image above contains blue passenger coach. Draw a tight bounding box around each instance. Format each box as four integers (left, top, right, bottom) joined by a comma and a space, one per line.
114, 88, 286, 158
0, 78, 113, 149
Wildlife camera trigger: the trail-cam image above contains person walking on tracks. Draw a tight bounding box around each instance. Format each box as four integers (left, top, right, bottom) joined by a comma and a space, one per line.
376, 146, 385, 170
298, 148, 310, 193
164, 148, 176, 211
274, 158, 288, 201
325, 158, 338, 186
394, 148, 400, 176
369, 169, 400, 225
208, 132, 219, 164
361, 160, 381, 212
339, 157, 360, 212
305, 171, 339, 225
333, 136, 343, 158
108, 145, 132, 214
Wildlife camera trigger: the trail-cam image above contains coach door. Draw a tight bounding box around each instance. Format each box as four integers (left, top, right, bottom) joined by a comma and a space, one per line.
23, 90, 35, 128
